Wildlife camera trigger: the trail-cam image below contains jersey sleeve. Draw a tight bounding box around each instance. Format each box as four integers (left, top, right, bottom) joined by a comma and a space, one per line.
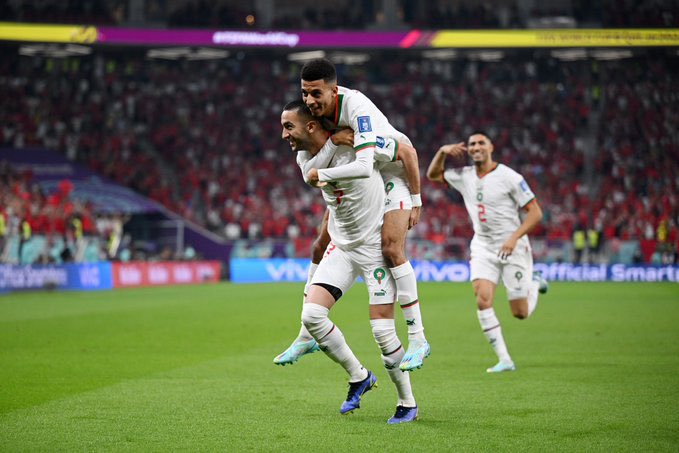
373, 136, 398, 163
296, 139, 338, 183
346, 94, 377, 155
508, 171, 536, 208
318, 148, 374, 182
443, 167, 465, 191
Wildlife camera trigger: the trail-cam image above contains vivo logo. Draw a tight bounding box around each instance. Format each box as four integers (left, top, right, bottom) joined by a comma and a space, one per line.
414, 262, 470, 282
265, 260, 309, 281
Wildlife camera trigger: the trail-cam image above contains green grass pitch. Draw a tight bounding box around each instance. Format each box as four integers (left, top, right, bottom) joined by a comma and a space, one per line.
1, 282, 678, 451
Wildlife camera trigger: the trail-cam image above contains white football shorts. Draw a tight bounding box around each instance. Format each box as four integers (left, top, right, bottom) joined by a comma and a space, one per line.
470, 238, 534, 300
383, 174, 413, 213
311, 241, 396, 305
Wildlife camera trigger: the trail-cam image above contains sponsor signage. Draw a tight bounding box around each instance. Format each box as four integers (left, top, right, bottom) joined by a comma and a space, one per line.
3, 22, 677, 48
111, 261, 221, 288
230, 259, 679, 283
0, 263, 112, 292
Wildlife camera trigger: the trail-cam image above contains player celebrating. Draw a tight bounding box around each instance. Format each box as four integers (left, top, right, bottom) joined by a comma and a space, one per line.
299, 57, 429, 372
426, 132, 548, 373
279, 101, 419, 424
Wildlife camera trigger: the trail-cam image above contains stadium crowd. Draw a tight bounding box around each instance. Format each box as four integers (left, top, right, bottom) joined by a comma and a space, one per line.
0, 49, 677, 263
1, 0, 677, 29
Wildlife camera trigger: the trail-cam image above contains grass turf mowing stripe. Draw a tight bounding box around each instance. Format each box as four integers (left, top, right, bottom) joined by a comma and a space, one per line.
1, 282, 678, 451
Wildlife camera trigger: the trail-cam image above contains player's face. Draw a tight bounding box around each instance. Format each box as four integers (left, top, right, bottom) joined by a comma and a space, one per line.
467, 134, 493, 164
301, 79, 337, 118
281, 110, 312, 152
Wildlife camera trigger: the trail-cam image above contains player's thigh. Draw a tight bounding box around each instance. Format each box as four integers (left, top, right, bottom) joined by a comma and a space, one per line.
354, 242, 397, 307
470, 244, 501, 285
501, 246, 534, 301
310, 244, 359, 301
382, 209, 410, 245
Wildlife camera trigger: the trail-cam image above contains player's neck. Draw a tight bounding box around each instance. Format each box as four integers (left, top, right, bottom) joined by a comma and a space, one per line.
475, 160, 497, 177
308, 133, 328, 156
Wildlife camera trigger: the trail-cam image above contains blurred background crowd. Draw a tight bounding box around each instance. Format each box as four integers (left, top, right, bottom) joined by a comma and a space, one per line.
0, 0, 677, 265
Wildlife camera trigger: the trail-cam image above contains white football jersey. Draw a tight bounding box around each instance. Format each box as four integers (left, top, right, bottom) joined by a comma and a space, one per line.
443, 163, 536, 248
317, 86, 410, 187
298, 144, 385, 251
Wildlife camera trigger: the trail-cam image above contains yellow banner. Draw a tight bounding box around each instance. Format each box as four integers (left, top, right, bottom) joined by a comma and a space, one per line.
0, 22, 97, 43
431, 29, 679, 47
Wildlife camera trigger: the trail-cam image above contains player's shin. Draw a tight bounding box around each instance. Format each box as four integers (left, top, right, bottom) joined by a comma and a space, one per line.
371, 319, 416, 407
302, 303, 366, 381
527, 280, 540, 317
477, 308, 512, 364
390, 261, 426, 342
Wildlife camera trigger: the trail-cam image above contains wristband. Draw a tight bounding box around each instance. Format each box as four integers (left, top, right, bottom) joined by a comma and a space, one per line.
411, 193, 422, 207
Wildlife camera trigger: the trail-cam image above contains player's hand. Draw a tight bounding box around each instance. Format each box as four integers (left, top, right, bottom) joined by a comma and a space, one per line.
331, 128, 354, 147
306, 168, 327, 187
498, 238, 518, 260
438, 142, 467, 159
408, 206, 421, 229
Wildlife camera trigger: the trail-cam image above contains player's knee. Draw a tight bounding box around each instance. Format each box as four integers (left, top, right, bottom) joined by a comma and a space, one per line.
512, 310, 528, 320
474, 289, 493, 308
381, 241, 402, 267
370, 319, 399, 353
301, 303, 328, 330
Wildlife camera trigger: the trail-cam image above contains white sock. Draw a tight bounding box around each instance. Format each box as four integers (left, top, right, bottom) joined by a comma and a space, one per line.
371, 319, 416, 407
391, 261, 426, 342
302, 303, 367, 382
295, 262, 320, 342
477, 308, 512, 364
527, 281, 540, 317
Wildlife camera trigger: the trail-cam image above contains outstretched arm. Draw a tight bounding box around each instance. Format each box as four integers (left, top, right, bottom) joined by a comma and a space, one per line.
396, 141, 422, 229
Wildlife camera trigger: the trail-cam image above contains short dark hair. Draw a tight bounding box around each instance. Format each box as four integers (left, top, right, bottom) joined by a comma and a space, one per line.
300, 58, 337, 83
283, 100, 315, 123
468, 131, 492, 144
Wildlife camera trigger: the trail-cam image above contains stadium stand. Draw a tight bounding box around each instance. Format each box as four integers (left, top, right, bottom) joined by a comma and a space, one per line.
0, 48, 676, 263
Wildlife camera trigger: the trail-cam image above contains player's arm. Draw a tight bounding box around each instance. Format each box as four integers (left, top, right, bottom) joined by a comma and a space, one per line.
395, 141, 422, 228
426, 142, 467, 183
313, 147, 374, 183
311, 104, 377, 183
299, 137, 339, 185
498, 200, 543, 260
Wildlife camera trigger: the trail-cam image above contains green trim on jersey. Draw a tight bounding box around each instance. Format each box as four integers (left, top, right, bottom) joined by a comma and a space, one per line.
391, 140, 399, 162
355, 142, 376, 152
333, 94, 344, 126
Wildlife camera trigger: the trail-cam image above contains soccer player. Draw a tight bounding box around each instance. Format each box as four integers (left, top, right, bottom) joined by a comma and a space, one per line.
278, 101, 419, 424
299, 58, 430, 372
426, 132, 549, 373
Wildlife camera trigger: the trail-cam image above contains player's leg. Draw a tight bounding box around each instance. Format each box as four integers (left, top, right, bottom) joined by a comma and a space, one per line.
381, 187, 429, 370
301, 247, 372, 413
473, 278, 515, 372
274, 210, 331, 365
504, 247, 547, 320
471, 244, 514, 372
362, 247, 417, 423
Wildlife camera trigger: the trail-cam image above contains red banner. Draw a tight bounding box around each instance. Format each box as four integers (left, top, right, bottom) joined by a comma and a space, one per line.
112, 261, 221, 288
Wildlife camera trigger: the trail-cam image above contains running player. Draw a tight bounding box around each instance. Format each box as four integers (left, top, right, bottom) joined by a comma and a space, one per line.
426, 132, 549, 373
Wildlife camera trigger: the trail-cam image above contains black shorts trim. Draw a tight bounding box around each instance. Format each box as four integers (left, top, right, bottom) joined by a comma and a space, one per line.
312, 283, 343, 301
